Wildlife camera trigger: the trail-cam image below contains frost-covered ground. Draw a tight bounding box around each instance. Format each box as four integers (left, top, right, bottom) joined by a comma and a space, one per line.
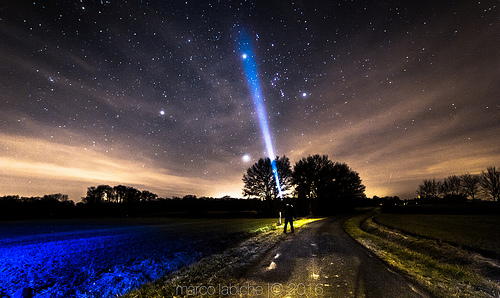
0, 218, 275, 298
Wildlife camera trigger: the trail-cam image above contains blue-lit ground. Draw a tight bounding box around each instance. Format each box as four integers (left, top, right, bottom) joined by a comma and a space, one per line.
0, 219, 241, 297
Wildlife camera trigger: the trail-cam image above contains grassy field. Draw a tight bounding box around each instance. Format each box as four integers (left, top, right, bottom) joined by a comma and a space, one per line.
343, 209, 500, 298
373, 214, 500, 256
0, 217, 280, 298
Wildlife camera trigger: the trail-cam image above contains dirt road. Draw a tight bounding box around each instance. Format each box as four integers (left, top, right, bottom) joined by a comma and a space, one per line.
240, 216, 432, 297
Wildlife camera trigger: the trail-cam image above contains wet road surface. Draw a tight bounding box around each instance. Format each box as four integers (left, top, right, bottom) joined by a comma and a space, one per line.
241, 216, 432, 298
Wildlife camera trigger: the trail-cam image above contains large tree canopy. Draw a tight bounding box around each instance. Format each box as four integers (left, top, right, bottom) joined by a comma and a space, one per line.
242, 155, 292, 200
292, 154, 366, 214
292, 154, 334, 200
242, 154, 365, 214
329, 162, 366, 200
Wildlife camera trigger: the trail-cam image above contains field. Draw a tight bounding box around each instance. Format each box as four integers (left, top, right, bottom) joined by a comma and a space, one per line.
344, 210, 500, 297
0, 217, 277, 298
373, 214, 500, 256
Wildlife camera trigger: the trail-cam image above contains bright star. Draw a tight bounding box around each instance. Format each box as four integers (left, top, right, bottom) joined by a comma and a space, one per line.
159, 110, 165, 115
302, 92, 307, 97
242, 53, 247, 59
242, 154, 251, 162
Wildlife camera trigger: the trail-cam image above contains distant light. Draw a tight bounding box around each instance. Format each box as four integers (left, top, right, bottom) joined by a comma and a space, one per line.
242, 154, 251, 162
242, 53, 247, 59
302, 92, 307, 97
159, 110, 165, 115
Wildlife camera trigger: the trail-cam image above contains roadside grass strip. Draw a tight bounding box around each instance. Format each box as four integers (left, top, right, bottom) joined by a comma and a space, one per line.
343, 210, 500, 298
374, 214, 500, 257
124, 218, 323, 298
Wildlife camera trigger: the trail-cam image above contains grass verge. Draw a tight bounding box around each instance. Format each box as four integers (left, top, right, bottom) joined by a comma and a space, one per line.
373, 214, 500, 257
123, 218, 323, 298
343, 209, 500, 298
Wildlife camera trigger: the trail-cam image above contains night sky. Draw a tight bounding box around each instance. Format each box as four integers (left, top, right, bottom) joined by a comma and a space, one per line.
1, 1, 499, 201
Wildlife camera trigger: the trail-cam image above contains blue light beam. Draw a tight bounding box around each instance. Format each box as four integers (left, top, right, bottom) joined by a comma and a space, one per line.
240, 32, 283, 199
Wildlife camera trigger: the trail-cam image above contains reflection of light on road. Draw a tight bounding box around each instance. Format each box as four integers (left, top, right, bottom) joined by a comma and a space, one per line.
266, 253, 280, 270
267, 261, 277, 270
311, 243, 318, 257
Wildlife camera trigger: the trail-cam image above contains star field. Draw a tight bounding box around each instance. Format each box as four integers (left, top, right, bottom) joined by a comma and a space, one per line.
0, 1, 499, 200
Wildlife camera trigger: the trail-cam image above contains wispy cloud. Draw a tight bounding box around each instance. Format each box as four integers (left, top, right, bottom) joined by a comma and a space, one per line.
0, 133, 216, 199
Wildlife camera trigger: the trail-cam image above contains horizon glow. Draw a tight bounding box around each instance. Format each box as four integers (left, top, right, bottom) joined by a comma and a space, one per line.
240, 32, 283, 199
1, 1, 498, 201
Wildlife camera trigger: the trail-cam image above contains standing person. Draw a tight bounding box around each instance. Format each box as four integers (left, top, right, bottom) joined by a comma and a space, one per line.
283, 203, 295, 233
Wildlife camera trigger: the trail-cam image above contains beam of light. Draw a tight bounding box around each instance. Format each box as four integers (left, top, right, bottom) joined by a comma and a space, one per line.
239, 31, 283, 199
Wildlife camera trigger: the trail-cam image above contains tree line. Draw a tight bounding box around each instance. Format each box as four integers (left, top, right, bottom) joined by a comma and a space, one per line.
0, 154, 367, 219
0, 194, 75, 219
0, 191, 270, 219
83, 185, 158, 204
416, 166, 500, 203
242, 154, 366, 215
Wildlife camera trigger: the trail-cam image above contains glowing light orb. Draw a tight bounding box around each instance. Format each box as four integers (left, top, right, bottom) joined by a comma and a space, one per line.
159, 110, 165, 115
242, 53, 248, 59
242, 154, 251, 162
302, 92, 307, 97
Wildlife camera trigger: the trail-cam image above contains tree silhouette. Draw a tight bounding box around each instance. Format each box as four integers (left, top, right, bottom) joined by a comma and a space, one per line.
122, 186, 141, 204
242, 155, 292, 201
82, 185, 158, 204
292, 155, 333, 212
99, 185, 114, 203
83, 185, 113, 204
417, 179, 440, 199
83, 186, 101, 204
460, 173, 481, 201
329, 162, 366, 201
114, 185, 128, 203
141, 190, 158, 201
481, 166, 500, 202
292, 155, 365, 214
441, 175, 462, 196
43, 193, 69, 202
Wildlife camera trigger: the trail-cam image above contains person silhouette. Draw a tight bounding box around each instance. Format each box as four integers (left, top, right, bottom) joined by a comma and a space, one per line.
283, 203, 295, 233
